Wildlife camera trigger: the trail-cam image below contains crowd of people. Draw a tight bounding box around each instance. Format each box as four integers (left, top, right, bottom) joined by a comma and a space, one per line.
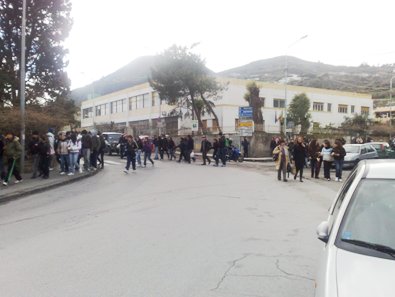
271, 136, 347, 183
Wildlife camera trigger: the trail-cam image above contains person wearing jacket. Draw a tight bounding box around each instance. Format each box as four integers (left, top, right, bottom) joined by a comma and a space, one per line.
200, 135, 211, 165
124, 135, 138, 173
143, 137, 154, 167
38, 134, 51, 179
332, 139, 347, 182
57, 132, 69, 175
2, 132, 23, 186
81, 130, 92, 172
308, 139, 320, 179
292, 136, 307, 182
90, 131, 100, 169
97, 131, 106, 169
168, 137, 176, 160
212, 138, 220, 166
273, 139, 289, 182
28, 131, 41, 178
320, 140, 333, 181
47, 128, 56, 170
67, 133, 81, 176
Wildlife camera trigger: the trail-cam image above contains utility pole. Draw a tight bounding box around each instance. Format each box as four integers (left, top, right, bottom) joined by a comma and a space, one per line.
20, 0, 27, 171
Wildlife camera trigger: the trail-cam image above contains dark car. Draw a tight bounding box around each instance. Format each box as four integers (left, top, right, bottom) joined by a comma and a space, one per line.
102, 132, 122, 155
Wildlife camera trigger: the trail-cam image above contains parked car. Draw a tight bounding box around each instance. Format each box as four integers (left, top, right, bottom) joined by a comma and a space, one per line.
343, 143, 378, 168
369, 142, 395, 159
315, 159, 395, 297
102, 132, 122, 155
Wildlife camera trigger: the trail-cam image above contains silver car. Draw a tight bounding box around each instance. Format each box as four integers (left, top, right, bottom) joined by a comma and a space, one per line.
343, 144, 378, 168
315, 160, 395, 297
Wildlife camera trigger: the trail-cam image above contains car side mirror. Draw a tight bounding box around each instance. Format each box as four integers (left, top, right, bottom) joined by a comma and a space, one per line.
317, 221, 329, 243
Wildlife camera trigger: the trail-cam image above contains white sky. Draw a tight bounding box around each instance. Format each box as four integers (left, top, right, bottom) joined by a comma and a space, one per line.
66, 0, 395, 89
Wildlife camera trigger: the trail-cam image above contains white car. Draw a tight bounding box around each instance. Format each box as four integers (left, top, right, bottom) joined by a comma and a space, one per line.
315, 159, 395, 297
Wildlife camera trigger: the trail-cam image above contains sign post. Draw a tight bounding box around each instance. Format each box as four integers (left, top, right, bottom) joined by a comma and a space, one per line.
238, 107, 254, 137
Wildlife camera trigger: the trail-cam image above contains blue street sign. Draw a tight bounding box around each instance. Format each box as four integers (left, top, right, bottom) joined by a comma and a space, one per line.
239, 106, 253, 119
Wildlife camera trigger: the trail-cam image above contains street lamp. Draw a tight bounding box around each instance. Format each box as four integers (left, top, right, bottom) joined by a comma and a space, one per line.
283, 35, 308, 138
20, 0, 27, 171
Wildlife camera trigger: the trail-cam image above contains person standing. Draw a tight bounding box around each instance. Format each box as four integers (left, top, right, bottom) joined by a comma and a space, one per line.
124, 135, 137, 173
47, 128, 56, 170
81, 130, 92, 172
168, 137, 176, 160
67, 133, 81, 176
332, 140, 346, 182
320, 140, 333, 181
153, 136, 159, 160
200, 136, 211, 165
2, 132, 23, 186
308, 139, 320, 179
273, 139, 289, 182
57, 132, 69, 175
136, 136, 143, 167
241, 137, 249, 158
143, 137, 154, 167
293, 136, 307, 182
28, 131, 41, 178
38, 134, 51, 179
118, 134, 127, 159
97, 131, 106, 169
90, 131, 99, 169
187, 135, 195, 163
212, 138, 220, 166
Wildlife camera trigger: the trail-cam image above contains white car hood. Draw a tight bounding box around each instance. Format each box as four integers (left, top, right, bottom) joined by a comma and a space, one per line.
336, 248, 395, 297
344, 153, 358, 161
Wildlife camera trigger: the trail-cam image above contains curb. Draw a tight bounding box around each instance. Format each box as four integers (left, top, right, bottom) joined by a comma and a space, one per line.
0, 169, 100, 205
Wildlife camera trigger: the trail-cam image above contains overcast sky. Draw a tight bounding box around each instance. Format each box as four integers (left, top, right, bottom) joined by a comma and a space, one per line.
66, 0, 395, 89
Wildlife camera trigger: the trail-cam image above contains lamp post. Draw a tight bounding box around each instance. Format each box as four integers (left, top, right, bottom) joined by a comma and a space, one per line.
283, 35, 308, 138
390, 75, 395, 139
20, 0, 27, 171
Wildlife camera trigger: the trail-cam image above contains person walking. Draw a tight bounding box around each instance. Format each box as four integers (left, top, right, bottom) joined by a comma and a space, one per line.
143, 137, 154, 167
136, 136, 143, 167
67, 133, 81, 176
28, 131, 41, 178
218, 132, 227, 167
273, 139, 289, 182
320, 140, 333, 181
332, 139, 346, 182
212, 138, 220, 166
187, 135, 195, 163
153, 136, 159, 160
308, 139, 320, 179
293, 136, 307, 182
168, 137, 176, 160
241, 137, 249, 158
200, 136, 211, 165
2, 132, 23, 186
97, 131, 106, 169
124, 135, 137, 173
118, 134, 127, 159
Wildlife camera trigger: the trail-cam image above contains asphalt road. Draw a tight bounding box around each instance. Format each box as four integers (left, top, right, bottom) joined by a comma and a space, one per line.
0, 157, 340, 297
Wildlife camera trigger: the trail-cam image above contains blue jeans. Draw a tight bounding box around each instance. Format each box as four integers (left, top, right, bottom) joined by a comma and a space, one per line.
136, 149, 142, 166
335, 159, 344, 179
60, 154, 69, 173
154, 147, 159, 159
69, 152, 79, 173
125, 154, 136, 170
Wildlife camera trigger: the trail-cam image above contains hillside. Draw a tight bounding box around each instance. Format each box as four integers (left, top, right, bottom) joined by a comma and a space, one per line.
219, 56, 395, 99
71, 55, 395, 106
71, 56, 155, 105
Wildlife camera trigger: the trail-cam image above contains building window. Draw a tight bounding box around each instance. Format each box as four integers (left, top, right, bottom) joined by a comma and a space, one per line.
143, 93, 150, 108
212, 119, 219, 131
95, 105, 101, 116
273, 98, 285, 108
327, 103, 332, 112
313, 102, 324, 111
136, 95, 144, 109
351, 105, 355, 113
361, 106, 370, 115
82, 107, 93, 119
111, 99, 126, 114
129, 96, 136, 110
152, 92, 161, 107
338, 104, 348, 114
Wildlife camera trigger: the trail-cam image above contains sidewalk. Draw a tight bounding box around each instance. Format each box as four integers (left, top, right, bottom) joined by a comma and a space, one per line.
0, 169, 100, 204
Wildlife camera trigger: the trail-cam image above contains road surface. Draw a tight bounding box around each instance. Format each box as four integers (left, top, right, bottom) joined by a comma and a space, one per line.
0, 158, 338, 297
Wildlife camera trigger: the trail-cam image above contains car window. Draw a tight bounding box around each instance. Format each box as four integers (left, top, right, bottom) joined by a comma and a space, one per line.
344, 146, 360, 154
328, 169, 358, 233
336, 179, 395, 258
367, 145, 375, 153
361, 147, 367, 154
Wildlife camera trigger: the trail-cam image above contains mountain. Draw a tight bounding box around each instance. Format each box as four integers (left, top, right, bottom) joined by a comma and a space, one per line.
71, 55, 395, 106
71, 56, 155, 105
219, 56, 395, 99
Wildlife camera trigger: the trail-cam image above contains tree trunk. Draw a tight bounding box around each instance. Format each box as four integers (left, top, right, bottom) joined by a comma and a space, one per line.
190, 95, 204, 135
200, 93, 222, 133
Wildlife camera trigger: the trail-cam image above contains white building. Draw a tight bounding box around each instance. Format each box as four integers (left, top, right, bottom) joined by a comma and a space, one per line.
80, 78, 373, 135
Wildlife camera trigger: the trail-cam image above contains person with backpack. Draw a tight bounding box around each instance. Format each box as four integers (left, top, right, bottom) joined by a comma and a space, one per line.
200, 135, 212, 165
